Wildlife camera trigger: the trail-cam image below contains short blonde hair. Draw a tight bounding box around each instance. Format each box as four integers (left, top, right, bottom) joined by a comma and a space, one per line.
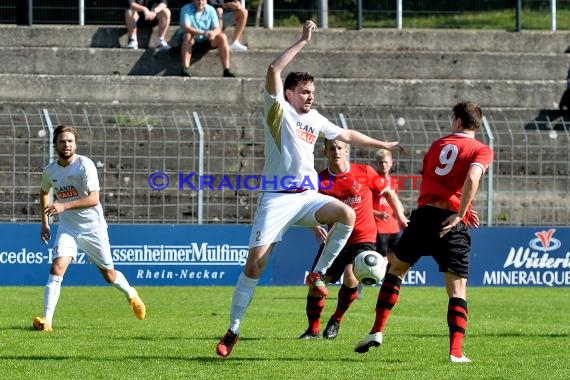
376, 149, 392, 161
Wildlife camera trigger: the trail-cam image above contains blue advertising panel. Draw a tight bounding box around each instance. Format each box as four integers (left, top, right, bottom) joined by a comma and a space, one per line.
0, 224, 568, 287
0, 224, 257, 286
470, 227, 570, 287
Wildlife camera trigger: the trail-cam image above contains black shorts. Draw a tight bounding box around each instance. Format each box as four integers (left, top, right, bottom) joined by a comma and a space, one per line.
394, 205, 471, 278
136, 13, 159, 29
209, 0, 239, 8
193, 40, 215, 53
311, 242, 376, 284
376, 232, 400, 257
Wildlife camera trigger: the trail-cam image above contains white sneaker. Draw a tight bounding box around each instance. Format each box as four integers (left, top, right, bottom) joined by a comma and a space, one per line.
127, 38, 138, 49
156, 39, 171, 50
230, 40, 248, 52
354, 332, 383, 353
449, 355, 472, 363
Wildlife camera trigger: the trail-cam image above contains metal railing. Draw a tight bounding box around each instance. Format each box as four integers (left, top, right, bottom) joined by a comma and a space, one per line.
3, 0, 570, 30
2, 108, 568, 226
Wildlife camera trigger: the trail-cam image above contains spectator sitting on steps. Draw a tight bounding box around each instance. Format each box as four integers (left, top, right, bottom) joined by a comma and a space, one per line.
124, 0, 171, 50
179, 0, 236, 78
208, 0, 249, 52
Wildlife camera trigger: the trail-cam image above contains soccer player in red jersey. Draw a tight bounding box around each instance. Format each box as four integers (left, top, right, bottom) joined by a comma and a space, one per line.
299, 139, 407, 340
355, 101, 493, 363
372, 149, 407, 261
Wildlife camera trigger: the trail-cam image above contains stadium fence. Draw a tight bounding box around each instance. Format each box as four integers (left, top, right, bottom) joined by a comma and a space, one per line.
2, 108, 568, 226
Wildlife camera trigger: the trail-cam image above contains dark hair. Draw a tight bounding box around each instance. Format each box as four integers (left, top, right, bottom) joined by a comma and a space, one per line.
452, 101, 482, 130
283, 72, 314, 100
52, 125, 78, 145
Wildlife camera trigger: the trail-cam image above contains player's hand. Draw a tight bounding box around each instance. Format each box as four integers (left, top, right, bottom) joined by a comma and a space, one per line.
377, 211, 389, 220
385, 142, 407, 154
44, 202, 65, 217
439, 214, 461, 238
466, 209, 480, 228
312, 225, 328, 244
302, 20, 317, 42
40, 226, 51, 244
397, 214, 409, 228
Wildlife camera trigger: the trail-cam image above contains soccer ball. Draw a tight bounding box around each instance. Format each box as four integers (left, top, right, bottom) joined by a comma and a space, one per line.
352, 250, 387, 285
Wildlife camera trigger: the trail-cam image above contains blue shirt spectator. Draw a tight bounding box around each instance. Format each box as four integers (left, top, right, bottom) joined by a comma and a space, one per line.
180, 2, 219, 43
179, 0, 235, 78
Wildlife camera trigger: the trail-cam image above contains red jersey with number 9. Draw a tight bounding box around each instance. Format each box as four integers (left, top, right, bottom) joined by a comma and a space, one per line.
417, 133, 493, 211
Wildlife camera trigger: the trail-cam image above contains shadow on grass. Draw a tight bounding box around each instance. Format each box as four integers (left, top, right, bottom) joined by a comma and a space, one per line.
7, 324, 567, 340
0, 353, 407, 363
400, 331, 569, 338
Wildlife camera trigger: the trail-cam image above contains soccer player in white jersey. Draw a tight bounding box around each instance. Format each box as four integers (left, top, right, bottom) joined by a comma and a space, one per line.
33, 125, 146, 332
216, 20, 405, 358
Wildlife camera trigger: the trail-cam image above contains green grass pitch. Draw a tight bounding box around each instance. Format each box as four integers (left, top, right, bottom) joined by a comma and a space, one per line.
0, 286, 568, 379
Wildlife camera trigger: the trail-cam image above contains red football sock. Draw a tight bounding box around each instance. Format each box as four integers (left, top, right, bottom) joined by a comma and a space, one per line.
371, 273, 401, 333
330, 284, 358, 322
448, 297, 468, 358
306, 295, 325, 333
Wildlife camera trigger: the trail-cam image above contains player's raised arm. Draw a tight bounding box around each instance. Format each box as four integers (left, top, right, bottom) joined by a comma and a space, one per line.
265, 20, 316, 96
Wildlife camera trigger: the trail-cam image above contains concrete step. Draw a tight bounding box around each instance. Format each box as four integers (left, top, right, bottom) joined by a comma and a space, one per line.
2, 46, 567, 80
0, 73, 564, 108
3, 25, 570, 54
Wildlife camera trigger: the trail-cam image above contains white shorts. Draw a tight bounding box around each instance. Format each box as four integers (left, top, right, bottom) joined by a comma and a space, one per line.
53, 228, 114, 270
248, 190, 336, 248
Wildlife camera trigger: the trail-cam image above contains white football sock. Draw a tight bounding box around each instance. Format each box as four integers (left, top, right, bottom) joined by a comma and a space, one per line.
112, 270, 134, 298
229, 272, 259, 334
313, 222, 353, 273
44, 274, 63, 324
